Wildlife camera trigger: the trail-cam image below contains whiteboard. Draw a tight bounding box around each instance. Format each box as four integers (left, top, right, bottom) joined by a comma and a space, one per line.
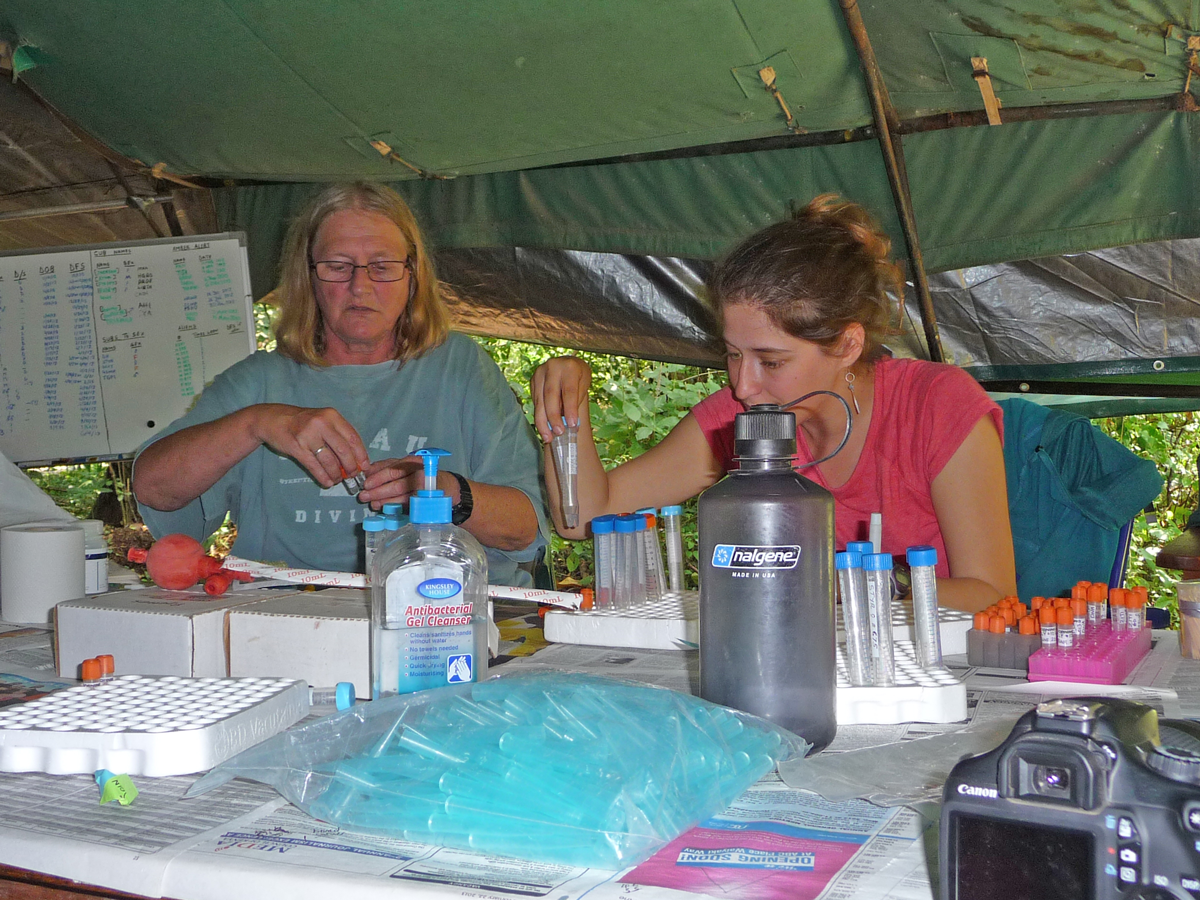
0, 234, 255, 465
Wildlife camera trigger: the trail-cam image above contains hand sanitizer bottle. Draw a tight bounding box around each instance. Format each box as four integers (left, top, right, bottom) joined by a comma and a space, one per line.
371, 448, 488, 698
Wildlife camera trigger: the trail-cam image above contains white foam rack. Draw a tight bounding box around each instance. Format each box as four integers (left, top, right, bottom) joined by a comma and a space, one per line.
543, 591, 974, 654
0, 675, 309, 776
544, 592, 968, 725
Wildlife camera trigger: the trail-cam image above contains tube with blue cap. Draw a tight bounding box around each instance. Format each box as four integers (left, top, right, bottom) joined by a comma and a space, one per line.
371, 449, 488, 698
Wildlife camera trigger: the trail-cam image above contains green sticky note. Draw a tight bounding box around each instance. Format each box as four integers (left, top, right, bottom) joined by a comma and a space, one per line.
99, 774, 138, 806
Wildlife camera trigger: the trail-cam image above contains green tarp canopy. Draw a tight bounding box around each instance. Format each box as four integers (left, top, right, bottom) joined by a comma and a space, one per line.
5, 1, 1200, 411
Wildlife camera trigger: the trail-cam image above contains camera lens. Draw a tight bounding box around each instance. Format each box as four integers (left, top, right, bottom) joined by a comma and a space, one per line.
1033, 765, 1071, 797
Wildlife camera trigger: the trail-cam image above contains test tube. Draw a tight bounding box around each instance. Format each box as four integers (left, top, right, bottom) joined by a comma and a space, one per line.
1056, 606, 1075, 650
1127, 590, 1145, 631
863, 553, 895, 686
662, 505, 684, 593
1111, 588, 1127, 632
905, 545, 942, 669
591, 515, 616, 610
612, 515, 638, 608
96, 654, 115, 682
310, 682, 357, 711
81, 657, 102, 685
836, 551, 871, 686
869, 514, 883, 554
1087, 583, 1107, 629
342, 469, 366, 497
363, 515, 385, 581
636, 508, 666, 602
1071, 598, 1087, 640
632, 515, 649, 605
550, 422, 580, 529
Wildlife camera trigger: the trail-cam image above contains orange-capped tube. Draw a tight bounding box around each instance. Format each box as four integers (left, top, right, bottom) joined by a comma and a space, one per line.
1056, 606, 1076, 649
1018, 615, 1038, 636
1072, 582, 1089, 601
985, 605, 1000, 617
988, 615, 1006, 635
1039, 605, 1058, 647
1134, 585, 1150, 607
97, 654, 115, 679
973, 612, 989, 631
81, 658, 102, 683
999, 595, 1016, 608
1070, 598, 1087, 639
1001, 607, 1016, 627
1110, 588, 1128, 632
1030, 596, 1045, 610
580, 587, 594, 610
1087, 583, 1108, 601
1015, 602, 1027, 619
1127, 589, 1145, 630
1052, 597, 1069, 608
1087, 581, 1107, 629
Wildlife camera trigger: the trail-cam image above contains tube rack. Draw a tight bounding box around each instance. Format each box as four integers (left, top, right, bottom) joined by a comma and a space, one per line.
0, 675, 308, 776
1027, 623, 1152, 685
836, 640, 967, 725
543, 591, 973, 655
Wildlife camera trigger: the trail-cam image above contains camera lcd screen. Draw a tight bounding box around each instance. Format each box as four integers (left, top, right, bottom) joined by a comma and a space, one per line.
951, 812, 1093, 900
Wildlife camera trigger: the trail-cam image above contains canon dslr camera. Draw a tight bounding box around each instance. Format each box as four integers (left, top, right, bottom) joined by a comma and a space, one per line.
940, 697, 1200, 900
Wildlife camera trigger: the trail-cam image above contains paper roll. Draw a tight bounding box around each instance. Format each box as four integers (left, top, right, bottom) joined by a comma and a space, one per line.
1, 522, 85, 624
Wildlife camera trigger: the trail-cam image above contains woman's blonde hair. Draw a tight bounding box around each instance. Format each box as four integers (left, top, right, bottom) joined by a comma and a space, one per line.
708, 194, 903, 362
273, 182, 451, 365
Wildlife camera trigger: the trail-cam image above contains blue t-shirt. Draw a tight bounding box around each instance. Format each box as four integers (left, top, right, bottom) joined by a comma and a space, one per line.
135, 333, 549, 586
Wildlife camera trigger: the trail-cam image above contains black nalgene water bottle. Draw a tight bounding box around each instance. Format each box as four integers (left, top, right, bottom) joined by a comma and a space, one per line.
698, 404, 836, 752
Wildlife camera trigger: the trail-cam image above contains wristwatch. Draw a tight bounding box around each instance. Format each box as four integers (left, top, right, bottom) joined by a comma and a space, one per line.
448, 471, 473, 525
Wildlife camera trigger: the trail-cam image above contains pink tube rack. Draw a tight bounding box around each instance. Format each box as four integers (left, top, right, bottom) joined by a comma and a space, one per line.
1026, 622, 1151, 684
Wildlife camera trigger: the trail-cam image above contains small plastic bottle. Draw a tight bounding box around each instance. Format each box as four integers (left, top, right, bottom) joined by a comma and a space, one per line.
371, 449, 488, 698
1087, 582, 1108, 629
80, 657, 102, 685
1056, 606, 1075, 650
591, 515, 616, 609
550, 422, 580, 529
863, 552, 895, 686
362, 515, 385, 581
1111, 588, 1127, 632
1127, 591, 1145, 631
96, 654, 115, 682
310, 682, 356, 711
1071, 598, 1087, 640
836, 551, 871, 686
1039, 606, 1058, 649
631, 514, 649, 604
661, 505, 684, 593
906, 545, 942, 669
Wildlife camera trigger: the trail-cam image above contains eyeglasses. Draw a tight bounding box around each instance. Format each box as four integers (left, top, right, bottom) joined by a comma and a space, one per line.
310, 258, 412, 283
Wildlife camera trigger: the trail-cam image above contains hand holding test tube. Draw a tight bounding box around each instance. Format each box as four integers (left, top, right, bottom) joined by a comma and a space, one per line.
550, 421, 579, 529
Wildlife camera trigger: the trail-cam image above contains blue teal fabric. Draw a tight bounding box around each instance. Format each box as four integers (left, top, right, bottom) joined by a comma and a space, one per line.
999, 399, 1162, 603
135, 334, 549, 586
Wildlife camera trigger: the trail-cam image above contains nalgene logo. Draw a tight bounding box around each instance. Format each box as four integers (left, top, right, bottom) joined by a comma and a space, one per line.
711, 544, 801, 569
957, 783, 998, 799
418, 577, 462, 599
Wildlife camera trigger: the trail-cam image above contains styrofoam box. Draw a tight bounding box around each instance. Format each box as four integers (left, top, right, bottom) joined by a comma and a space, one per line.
0, 675, 308, 776
227, 589, 372, 700
836, 640, 967, 725
543, 590, 973, 654
55, 588, 276, 679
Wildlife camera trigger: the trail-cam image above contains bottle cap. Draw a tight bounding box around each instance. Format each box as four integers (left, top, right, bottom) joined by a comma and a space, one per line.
998, 596, 1014, 608
643, 513, 657, 528
1015, 602, 1027, 618
409, 448, 453, 524
381, 502, 404, 516
1134, 585, 1149, 604
335, 682, 356, 712
591, 515, 617, 535
1071, 582, 1088, 601
81, 658, 102, 683
1071, 598, 1087, 617
988, 615, 1006, 634
662, 505, 683, 516
1030, 596, 1045, 610
1018, 616, 1038, 635
973, 612, 989, 630
863, 552, 893, 571
1110, 588, 1126, 608
1039, 607, 1056, 625
1001, 607, 1015, 626
1087, 583, 1108, 602
614, 515, 638, 533
580, 587, 594, 610
734, 405, 797, 460
1056, 607, 1074, 627
906, 545, 937, 567
835, 551, 863, 570
383, 515, 402, 530
97, 654, 114, 676
846, 541, 874, 556
1053, 597, 1069, 608
362, 516, 386, 532
635, 507, 656, 516
633, 515, 647, 531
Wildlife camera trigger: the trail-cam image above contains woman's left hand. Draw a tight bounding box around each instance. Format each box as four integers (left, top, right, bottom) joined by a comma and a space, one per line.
358, 457, 458, 509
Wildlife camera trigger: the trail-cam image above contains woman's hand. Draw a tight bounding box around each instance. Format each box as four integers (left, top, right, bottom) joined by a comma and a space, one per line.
249, 404, 370, 489
530, 356, 592, 442
359, 456, 428, 508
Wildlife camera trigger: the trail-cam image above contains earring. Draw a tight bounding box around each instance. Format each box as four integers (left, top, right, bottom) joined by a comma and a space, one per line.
845, 370, 862, 416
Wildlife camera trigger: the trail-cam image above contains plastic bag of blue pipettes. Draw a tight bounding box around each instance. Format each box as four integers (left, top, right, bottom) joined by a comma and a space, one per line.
186, 671, 808, 869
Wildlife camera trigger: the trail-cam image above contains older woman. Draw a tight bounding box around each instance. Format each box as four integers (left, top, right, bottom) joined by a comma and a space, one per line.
533, 195, 1015, 612
133, 182, 547, 585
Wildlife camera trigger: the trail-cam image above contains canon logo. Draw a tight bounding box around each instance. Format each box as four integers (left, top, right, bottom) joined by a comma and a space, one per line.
957, 784, 998, 799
